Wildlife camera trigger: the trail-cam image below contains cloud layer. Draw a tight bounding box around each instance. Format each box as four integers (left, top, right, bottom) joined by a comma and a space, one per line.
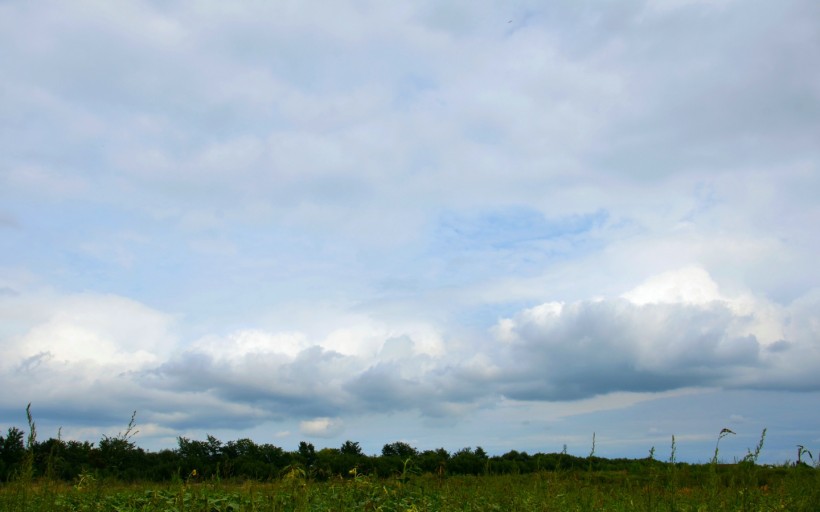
1, 0, 819, 459
3, 268, 818, 443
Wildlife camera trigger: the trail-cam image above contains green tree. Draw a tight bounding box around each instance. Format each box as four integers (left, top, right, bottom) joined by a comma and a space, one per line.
97, 411, 142, 479
417, 448, 449, 475
62, 440, 94, 480
340, 440, 363, 456
449, 447, 488, 475
382, 441, 418, 458
0, 427, 26, 480
297, 441, 316, 467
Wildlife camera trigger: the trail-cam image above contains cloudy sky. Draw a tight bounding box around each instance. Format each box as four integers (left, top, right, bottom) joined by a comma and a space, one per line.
2, 0, 819, 464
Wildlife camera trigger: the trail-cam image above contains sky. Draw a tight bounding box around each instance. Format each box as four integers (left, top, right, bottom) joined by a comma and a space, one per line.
1, 0, 819, 465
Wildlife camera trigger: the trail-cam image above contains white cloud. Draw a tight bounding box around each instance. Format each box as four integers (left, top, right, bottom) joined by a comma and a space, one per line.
622, 266, 722, 306
2, 266, 817, 436
493, 267, 820, 400
1, 0, 818, 460
4, 292, 176, 370
300, 417, 344, 438
191, 330, 309, 361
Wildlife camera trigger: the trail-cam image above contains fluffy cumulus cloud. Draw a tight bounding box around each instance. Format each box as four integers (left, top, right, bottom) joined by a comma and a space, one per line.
1, 0, 819, 458
3, 267, 818, 444
0, 290, 177, 424
493, 268, 820, 400
300, 418, 344, 438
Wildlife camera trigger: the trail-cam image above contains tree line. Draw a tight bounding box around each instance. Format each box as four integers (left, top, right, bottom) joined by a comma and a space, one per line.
0, 418, 643, 482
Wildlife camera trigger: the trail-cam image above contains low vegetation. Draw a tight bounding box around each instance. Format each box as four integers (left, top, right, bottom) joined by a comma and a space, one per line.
1, 406, 818, 511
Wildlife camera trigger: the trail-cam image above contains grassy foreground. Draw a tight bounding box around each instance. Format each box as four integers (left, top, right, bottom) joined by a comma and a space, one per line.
2, 465, 818, 512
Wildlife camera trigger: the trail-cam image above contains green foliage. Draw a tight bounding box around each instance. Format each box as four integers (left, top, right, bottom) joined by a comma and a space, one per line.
2, 467, 819, 512
448, 447, 490, 475
2, 405, 818, 512
1, 427, 26, 481
381, 441, 418, 458
296, 441, 315, 468
339, 440, 362, 456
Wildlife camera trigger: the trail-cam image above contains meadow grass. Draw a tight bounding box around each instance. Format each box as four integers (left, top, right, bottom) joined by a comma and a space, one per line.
2, 463, 818, 511
2, 428, 818, 511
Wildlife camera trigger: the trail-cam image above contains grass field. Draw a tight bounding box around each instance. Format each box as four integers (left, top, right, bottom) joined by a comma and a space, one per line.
3, 463, 819, 511
2, 416, 818, 511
